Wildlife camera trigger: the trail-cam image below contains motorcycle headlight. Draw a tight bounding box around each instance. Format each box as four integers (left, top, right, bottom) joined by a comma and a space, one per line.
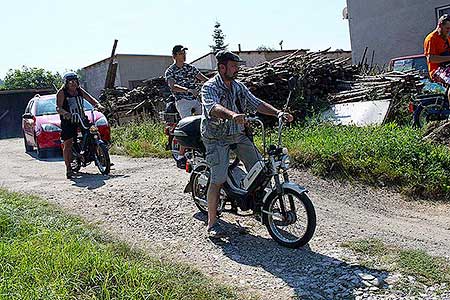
281, 154, 291, 170
89, 125, 99, 134
41, 123, 61, 132
95, 117, 108, 126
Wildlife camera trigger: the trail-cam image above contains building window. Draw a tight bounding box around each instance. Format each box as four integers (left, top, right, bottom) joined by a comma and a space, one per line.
436, 4, 450, 22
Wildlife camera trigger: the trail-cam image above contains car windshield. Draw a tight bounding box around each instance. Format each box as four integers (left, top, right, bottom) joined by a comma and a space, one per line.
35, 97, 94, 116
413, 56, 428, 73
392, 59, 414, 72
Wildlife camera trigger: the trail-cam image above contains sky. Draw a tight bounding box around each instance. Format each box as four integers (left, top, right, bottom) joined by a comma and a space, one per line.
0, 0, 350, 79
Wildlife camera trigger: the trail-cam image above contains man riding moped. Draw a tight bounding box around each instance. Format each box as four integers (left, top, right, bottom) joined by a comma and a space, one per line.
165, 45, 208, 168
200, 50, 293, 237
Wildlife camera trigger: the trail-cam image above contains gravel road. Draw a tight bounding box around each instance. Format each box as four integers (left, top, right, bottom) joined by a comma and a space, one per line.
1, 138, 449, 299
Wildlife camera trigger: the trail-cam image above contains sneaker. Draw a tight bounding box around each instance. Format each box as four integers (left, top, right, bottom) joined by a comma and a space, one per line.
66, 169, 75, 179
207, 223, 226, 238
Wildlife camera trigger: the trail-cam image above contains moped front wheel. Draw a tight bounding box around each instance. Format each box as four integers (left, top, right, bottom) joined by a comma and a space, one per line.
263, 187, 316, 248
94, 142, 111, 175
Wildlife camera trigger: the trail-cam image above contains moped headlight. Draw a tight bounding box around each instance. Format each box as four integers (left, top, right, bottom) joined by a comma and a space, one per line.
281, 154, 291, 170
89, 125, 99, 134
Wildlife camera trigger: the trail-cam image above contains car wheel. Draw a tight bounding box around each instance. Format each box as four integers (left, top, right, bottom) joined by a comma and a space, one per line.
34, 134, 46, 158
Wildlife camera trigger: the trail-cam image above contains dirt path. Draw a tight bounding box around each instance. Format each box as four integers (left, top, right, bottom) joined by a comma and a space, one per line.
1, 138, 449, 299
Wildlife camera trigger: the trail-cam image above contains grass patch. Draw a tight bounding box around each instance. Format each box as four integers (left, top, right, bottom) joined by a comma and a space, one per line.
110, 120, 169, 158
0, 189, 237, 300
342, 239, 450, 286
281, 122, 450, 201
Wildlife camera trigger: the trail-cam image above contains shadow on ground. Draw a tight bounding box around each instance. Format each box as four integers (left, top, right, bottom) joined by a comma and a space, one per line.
194, 212, 388, 300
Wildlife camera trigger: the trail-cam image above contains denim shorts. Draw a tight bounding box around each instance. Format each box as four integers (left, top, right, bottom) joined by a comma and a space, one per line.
202, 134, 262, 184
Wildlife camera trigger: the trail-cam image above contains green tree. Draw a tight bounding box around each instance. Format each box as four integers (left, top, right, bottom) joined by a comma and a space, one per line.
3, 66, 62, 90
209, 21, 228, 54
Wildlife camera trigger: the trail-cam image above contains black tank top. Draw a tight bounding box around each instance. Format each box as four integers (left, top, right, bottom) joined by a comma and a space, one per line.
62, 87, 84, 124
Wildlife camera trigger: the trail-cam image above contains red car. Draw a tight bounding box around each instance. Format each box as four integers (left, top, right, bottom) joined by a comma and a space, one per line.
22, 94, 111, 158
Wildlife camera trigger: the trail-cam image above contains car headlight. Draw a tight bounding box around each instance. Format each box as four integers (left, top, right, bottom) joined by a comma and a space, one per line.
95, 117, 108, 126
41, 124, 61, 132
280, 154, 291, 170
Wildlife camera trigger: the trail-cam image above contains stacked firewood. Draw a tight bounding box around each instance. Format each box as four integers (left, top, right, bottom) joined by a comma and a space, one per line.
100, 77, 170, 125
423, 121, 450, 147
330, 72, 424, 123
237, 49, 359, 118
100, 49, 425, 125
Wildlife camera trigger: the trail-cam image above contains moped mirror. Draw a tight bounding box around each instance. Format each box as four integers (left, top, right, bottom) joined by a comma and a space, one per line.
288, 76, 298, 92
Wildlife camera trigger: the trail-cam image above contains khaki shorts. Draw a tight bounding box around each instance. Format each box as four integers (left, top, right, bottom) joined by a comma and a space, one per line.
175, 98, 202, 118
202, 134, 262, 184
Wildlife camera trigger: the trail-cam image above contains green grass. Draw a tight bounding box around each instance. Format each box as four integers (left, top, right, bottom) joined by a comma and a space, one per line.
342, 239, 450, 286
281, 122, 450, 200
110, 120, 450, 200
110, 120, 169, 158
0, 189, 237, 300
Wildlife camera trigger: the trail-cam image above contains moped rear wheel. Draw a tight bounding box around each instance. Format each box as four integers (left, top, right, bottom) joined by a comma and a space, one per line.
191, 166, 225, 215
263, 187, 316, 248
191, 167, 210, 214
94, 143, 111, 175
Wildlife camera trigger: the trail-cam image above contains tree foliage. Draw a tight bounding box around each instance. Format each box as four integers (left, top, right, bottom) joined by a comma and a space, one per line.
3, 66, 62, 90
209, 22, 228, 54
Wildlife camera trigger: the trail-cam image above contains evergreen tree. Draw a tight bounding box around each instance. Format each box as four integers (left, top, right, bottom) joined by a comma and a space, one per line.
209, 22, 228, 53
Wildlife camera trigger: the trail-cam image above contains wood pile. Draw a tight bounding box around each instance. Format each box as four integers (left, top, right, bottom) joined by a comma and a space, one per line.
100, 77, 170, 125
101, 49, 426, 126
237, 49, 359, 117
423, 121, 450, 147
330, 72, 424, 123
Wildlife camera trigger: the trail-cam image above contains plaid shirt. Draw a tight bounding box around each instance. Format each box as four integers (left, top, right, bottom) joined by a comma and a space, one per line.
164, 63, 200, 101
201, 74, 262, 139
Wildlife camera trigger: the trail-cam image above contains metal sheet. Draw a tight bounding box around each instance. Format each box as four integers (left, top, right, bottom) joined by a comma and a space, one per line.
321, 99, 391, 126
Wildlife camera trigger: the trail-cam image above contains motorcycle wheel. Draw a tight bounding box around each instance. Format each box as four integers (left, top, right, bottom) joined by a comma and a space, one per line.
413, 106, 430, 128
191, 166, 225, 215
263, 187, 316, 248
94, 143, 111, 175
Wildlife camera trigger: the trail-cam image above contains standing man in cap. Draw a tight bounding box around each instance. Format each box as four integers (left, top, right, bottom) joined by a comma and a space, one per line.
201, 50, 293, 236
165, 45, 208, 118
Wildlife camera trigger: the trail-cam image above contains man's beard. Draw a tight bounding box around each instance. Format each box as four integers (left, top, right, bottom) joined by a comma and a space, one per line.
224, 72, 237, 80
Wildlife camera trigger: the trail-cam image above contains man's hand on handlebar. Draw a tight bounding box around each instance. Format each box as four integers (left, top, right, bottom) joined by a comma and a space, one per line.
62, 111, 72, 120
96, 103, 105, 111
278, 111, 294, 123
231, 113, 246, 125
188, 88, 199, 97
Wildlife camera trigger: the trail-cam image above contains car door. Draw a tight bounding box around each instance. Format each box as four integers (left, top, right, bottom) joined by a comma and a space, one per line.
22, 99, 35, 145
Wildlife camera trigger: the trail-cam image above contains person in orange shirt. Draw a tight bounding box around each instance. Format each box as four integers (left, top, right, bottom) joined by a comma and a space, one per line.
424, 14, 450, 104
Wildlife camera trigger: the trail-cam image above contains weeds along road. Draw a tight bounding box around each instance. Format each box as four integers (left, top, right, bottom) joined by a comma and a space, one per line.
1, 138, 449, 299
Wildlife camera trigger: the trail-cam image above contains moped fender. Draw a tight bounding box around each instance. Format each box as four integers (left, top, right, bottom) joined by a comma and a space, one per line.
262, 182, 308, 204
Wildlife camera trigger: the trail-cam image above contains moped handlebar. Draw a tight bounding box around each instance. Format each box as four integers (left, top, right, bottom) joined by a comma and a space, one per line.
71, 113, 90, 130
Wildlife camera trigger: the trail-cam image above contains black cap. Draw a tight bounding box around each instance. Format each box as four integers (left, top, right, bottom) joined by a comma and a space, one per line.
215, 50, 243, 63
172, 45, 188, 55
